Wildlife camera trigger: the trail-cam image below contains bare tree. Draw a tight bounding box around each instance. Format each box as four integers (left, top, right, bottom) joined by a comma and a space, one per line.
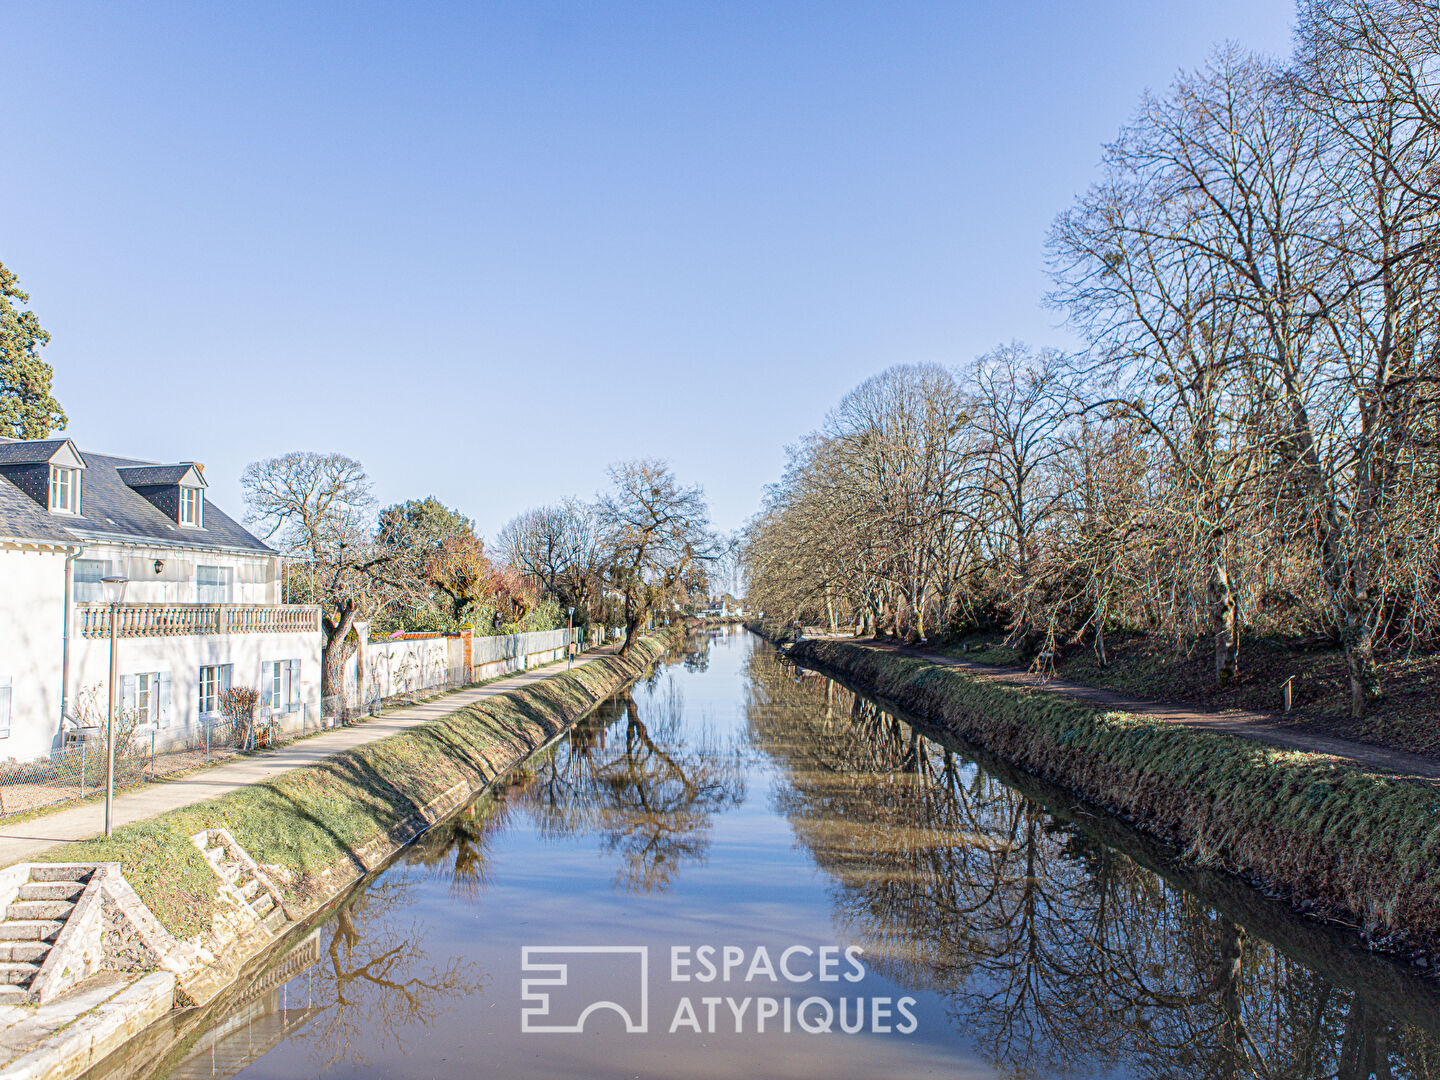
496, 497, 604, 618
243, 452, 427, 700
597, 459, 721, 651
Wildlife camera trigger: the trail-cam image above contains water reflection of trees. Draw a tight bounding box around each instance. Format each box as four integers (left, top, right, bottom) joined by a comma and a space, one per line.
747, 649, 1440, 1080
407, 792, 516, 900
517, 675, 746, 892
283, 872, 483, 1073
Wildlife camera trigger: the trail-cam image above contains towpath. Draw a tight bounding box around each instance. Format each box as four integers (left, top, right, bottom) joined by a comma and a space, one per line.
0, 649, 617, 867
834, 638, 1440, 783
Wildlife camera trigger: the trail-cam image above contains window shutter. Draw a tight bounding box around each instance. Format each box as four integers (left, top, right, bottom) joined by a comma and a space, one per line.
221, 665, 233, 693
0, 677, 11, 739
259, 662, 273, 711
289, 660, 302, 713
121, 675, 136, 718
159, 672, 172, 728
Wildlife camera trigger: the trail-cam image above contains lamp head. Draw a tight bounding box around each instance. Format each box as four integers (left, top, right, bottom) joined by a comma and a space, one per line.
101, 575, 129, 606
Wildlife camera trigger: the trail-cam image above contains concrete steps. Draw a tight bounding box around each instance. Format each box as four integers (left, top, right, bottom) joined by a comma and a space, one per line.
0, 867, 92, 1004
193, 830, 286, 934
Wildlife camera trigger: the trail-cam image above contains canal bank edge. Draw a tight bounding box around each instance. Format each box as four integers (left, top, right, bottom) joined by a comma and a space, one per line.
785, 636, 1440, 967
0, 632, 673, 1080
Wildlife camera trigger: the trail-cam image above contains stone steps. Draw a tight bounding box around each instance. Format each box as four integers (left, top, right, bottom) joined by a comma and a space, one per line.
6, 900, 76, 922
0, 961, 42, 985
0, 920, 64, 942
0, 941, 51, 964
17, 882, 84, 903
195, 834, 285, 932
0, 867, 92, 1003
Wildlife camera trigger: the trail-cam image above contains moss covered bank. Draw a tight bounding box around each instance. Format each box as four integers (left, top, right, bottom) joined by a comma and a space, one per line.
790, 637, 1440, 963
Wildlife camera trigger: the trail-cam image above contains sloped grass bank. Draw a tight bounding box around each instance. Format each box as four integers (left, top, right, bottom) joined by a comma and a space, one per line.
791, 638, 1440, 960
35, 635, 672, 939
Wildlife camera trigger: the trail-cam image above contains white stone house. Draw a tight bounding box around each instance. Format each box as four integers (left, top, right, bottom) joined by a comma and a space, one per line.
0, 437, 321, 761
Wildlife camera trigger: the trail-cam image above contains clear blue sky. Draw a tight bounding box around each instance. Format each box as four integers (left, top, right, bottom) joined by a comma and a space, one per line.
1, 1, 1295, 541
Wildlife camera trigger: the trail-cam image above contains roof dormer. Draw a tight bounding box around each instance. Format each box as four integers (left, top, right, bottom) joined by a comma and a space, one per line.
0, 439, 87, 515
117, 462, 207, 529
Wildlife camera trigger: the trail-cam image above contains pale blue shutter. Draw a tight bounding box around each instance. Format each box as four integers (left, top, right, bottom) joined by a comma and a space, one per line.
0, 677, 11, 738
120, 675, 136, 718
159, 672, 172, 728
259, 662, 273, 711
288, 660, 301, 713
221, 665, 233, 693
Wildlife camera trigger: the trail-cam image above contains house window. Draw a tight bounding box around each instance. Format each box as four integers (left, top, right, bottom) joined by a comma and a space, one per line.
197, 565, 232, 604
120, 671, 171, 727
49, 466, 80, 514
74, 559, 110, 602
261, 660, 302, 714
179, 486, 203, 528
0, 676, 10, 738
198, 664, 233, 715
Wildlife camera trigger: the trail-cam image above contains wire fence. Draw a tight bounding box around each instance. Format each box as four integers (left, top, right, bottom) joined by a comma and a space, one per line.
0, 721, 223, 820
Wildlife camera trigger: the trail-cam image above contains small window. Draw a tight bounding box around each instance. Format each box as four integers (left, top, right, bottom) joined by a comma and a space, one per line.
49, 465, 80, 514
261, 660, 302, 714
179, 486, 203, 528
74, 559, 110, 602
197, 565, 232, 604
198, 664, 232, 715
121, 671, 171, 727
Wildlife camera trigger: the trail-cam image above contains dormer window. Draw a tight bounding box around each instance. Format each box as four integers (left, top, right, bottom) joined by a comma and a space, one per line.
49, 465, 80, 514
179, 485, 203, 528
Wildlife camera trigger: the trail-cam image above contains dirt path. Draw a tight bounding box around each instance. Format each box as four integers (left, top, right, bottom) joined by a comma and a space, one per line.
848, 638, 1440, 783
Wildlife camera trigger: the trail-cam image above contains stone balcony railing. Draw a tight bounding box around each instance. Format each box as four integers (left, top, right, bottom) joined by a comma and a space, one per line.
78, 603, 322, 639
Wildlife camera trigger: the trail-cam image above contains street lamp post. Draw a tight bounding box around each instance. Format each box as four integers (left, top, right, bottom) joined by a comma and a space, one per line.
101, 575, 129, 838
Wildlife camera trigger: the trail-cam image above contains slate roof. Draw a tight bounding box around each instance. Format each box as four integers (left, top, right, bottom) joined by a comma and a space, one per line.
115, 464, 203, 487
0, 440, 69, 466
0, 441, 271, 553
0, 474, 75, 543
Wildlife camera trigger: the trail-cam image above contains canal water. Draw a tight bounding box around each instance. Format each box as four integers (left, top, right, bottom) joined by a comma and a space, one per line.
110, 628, 1439, 1079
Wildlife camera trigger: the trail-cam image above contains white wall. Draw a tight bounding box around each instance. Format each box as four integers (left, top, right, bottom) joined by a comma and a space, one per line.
66, 628, 323, 751
360, 636, 453, 701
72, 543, 281, 606
342, 628, 578, 707
0, 548, 66, 762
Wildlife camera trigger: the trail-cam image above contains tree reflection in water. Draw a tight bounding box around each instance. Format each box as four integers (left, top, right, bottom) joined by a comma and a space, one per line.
518, 672, 747, 893
409, 792, 516, 900
745, 647, 1440, 1080
272, 659, 744, 1070
285, 874, 483, 1073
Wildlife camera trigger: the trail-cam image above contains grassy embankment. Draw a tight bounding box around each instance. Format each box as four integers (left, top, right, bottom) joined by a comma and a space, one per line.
790, 637, 1440, 960
938, 629, 1440, 758
34, 634, 672, 939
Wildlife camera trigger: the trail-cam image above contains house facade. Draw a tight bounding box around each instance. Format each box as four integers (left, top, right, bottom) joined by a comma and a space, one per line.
0, 437, 321, 761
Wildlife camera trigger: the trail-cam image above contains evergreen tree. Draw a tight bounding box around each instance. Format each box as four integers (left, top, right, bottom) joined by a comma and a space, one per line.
0, 261, 65, 439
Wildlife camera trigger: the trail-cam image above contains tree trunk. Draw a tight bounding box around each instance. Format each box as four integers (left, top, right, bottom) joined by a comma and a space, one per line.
1344, 614, 1382, 717
1209, 558, 1238, 688
321, 603, 359, 702
1216, 921, 1246, 1080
